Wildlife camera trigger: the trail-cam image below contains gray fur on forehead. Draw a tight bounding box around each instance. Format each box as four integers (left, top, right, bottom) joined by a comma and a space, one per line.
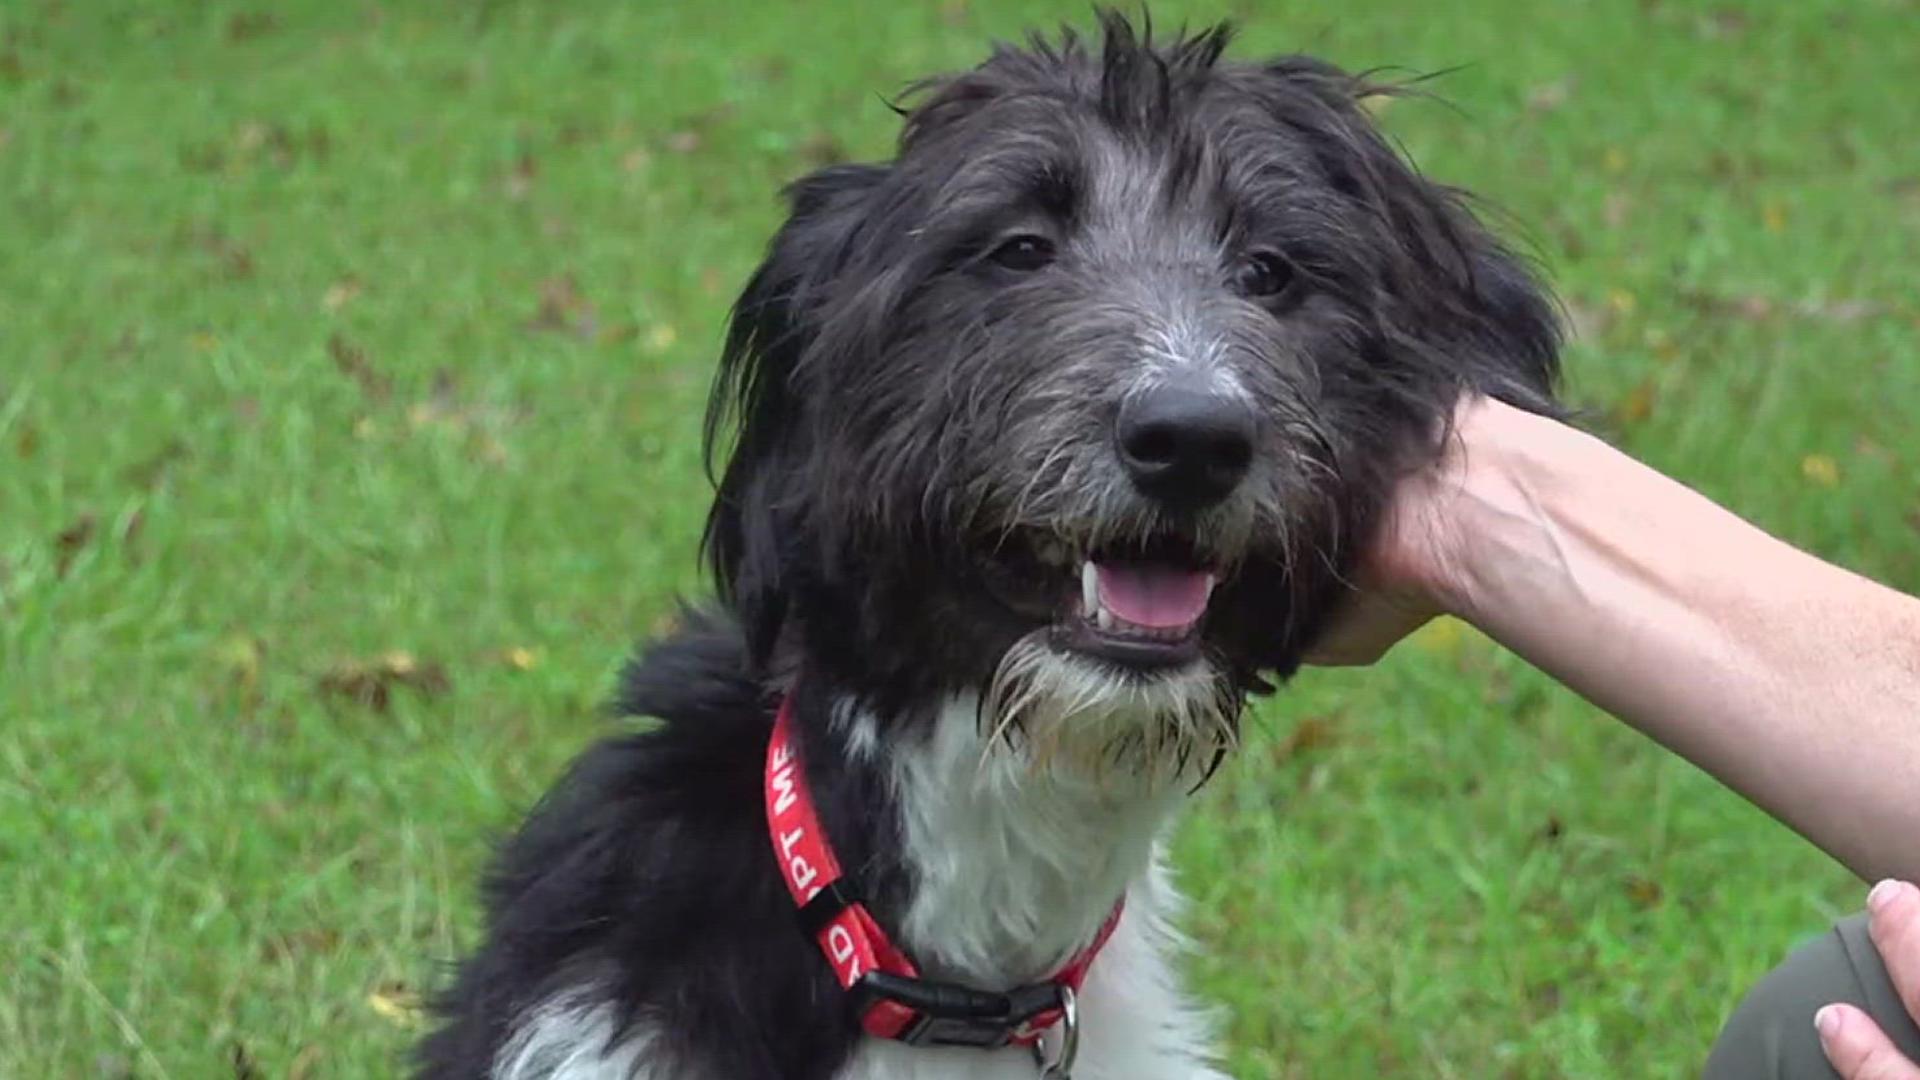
900, 12, 1240, 149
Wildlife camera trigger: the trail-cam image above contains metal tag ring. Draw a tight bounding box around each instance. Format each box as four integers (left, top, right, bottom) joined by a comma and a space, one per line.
1032, 985, 1079, 1079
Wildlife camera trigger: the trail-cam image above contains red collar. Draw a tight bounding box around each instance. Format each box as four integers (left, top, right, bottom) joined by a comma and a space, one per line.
763, 696, 1122, 1050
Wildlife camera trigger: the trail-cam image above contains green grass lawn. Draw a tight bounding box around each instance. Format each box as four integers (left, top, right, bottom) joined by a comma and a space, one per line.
3, 1, 1915, 1076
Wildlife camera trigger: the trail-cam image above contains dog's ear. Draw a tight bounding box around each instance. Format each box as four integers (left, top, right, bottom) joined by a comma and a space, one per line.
703, 163, 888, 664
1246, 57, 1563, 415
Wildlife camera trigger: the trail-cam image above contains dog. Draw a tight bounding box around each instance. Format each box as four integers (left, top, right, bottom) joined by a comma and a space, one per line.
418, 13, 1560, 1079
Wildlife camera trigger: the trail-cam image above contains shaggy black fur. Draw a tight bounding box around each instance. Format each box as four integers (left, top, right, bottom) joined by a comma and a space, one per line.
419, 13, 1560, 1078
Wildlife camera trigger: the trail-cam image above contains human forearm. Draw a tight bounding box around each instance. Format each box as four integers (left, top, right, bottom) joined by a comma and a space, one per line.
1444, 403, 1920, 882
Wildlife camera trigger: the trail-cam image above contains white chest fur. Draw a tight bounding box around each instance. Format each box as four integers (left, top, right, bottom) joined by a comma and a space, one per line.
495, 689, 1232, 1079
837, 692, 1230, 1079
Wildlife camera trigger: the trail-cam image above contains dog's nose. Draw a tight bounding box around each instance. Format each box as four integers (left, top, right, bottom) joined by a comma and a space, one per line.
1115, 384, 1256, 508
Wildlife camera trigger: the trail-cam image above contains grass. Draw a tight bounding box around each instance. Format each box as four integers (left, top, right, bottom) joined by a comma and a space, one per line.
2, 0, 1915, 1076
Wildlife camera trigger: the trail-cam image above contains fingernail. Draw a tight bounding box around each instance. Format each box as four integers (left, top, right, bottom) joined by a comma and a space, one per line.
1868, 879, 1908, 913
1816, 1005, 1843, 1039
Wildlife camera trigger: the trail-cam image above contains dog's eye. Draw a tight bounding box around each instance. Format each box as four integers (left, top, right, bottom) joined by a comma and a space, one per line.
987, 235, 1056, 272
1234, 251, 1297, 299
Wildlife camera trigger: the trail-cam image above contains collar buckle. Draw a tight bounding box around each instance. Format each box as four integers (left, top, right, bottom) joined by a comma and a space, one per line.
854, 971, 1067, 1050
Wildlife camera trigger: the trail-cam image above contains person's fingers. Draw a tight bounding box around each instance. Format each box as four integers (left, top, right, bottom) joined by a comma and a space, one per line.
1818, 1003, 1920, 1080
1868, 880, 1920, 1026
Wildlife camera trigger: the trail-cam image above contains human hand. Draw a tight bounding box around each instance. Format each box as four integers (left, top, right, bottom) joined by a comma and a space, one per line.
1820, 880, 1920, 1079
1303, 397, 1495, 666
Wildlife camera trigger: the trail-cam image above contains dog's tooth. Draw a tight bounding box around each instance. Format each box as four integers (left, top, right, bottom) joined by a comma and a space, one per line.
1095, 605, 1115, 632
1081, 561, 1099, 616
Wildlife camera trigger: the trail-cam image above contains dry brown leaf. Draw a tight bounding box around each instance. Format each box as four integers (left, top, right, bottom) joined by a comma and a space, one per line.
527, 274, 597, 339
1612, 379, 1657, 425
1269, 713, 1342, 767
55, 513, 97, 579
317, 652, 450, 712
226, 11, 278, 41
505, 151, 538, 199
328, 333, 390, 401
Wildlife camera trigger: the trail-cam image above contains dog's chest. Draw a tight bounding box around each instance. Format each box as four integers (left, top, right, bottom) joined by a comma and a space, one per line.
833, 885, 1228, 1080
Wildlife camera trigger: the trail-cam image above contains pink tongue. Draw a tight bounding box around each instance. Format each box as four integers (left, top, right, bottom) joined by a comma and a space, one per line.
1094, 563, 1214, 629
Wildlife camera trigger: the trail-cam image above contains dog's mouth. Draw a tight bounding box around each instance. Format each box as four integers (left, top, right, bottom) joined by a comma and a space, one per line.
983, 533, 1225, 671
1059, 555, 1215, 667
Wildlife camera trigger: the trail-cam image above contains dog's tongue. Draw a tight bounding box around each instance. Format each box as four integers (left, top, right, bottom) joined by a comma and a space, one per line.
1094, 562, 1214, 629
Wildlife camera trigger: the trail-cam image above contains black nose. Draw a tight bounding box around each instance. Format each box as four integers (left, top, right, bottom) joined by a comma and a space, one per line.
1115, 383, 1256, 508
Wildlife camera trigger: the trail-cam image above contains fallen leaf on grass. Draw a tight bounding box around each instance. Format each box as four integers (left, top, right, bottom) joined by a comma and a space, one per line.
369, 982, 426, 1027
322, 276, 363, 313
1695, 7, 1749, 38
226, 11, 278, 41
15, 420, 37, 459
1611, 379, 1657, 426
643, 323, 677, 353
1269, 713, 1341, 766
1678, 290, 1883, 324
317, 651, 450, 712
501, 646, 539, 671
55, 513, 97, 578
505, 151, 538, 200
526, 274, 598, 339
1602, 191, 1632, 229
122, 439, 188, 490
1525, 76, 1574, 114
261, 927, 341, 962
1624, 875, 1665, 909
214, 635, 264, 693
191, 225, 256, 279
328, 333, 390, 401
1800, 454, 1841, 488
1761, 200, 1787, 234
1537, 815, 1566, 844
796, 130, 849, 168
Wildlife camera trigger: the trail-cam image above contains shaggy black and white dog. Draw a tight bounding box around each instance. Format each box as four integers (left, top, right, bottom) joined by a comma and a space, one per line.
420, 14, 1559, 1080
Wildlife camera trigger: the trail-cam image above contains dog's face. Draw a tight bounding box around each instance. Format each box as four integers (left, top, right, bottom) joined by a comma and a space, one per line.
707, 16, 1558, 774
